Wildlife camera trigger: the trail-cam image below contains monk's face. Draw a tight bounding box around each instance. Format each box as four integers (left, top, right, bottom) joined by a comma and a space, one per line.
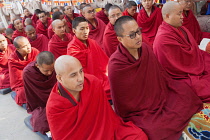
24, 9, 31, 17
127, 6, 137, 16
26, 28, 37, 41
73, 22, 89, 42
117, 20, 142, 51
64, 6, 73, 16
142, 0, 154, 10
14, 19, 23, 31
16, 38, 32, 56
0, 35, 8, 51
39, 13, 47, 24
53, 21, 66, 37
37, 63, 54, 76
167, 4, 183, 28
179, 0, 192, 11
108, 8, 122, 25
83, 7, 95, 20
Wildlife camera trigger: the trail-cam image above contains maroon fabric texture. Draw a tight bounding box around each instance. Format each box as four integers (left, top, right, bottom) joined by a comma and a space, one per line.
12, 30, 26, 41
122, 10, 138, 21
36, 18, 52, 38
96, 10, 109, 25
31, 14, 39, 25
64, 14, 80, 35
29, 34, 49, 52
108, 42, 202, 140
47, 24, 54, 39
7, 24, 16, 31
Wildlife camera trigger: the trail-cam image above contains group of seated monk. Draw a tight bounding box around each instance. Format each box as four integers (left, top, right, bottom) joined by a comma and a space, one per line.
1, 0, 210, 140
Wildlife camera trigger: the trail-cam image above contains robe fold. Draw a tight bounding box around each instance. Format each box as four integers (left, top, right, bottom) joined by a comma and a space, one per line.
46, 74, 148, 140
182, 10, 210, 44
36, 18, 52, 38
108, 42, 203, 140
7, 24, 16, 31
0, 45, 15, 89
96, 9, 109, 25
103, 22, 119, 57
47, 24, 54, 39
67, 36, 111, 100
122, 10, 138, 21
8, 48, 39, 105
31, 14, 39, 25
29, 34, 49, 52
12, 30, 26, 41
48, 33, 73, 59
137, 6, 163, 45
153, 21, 210, 103
23, 61, 56, 133
64, 14, 80, 35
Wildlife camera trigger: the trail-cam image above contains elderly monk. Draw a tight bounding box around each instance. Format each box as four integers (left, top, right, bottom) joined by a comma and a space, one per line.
137, 0, 163, 45
63, 6, 80, 35
48, 19, 73, 59
108, 16, 203, 140
36, 11, 52, 38
4, 28, 14, 44
46, 55, 148, 140
8, 36, 39, 106
67, 17, 111, 103
25, 25, 48, 52
178, 0, 210, 45
153, 1, 210, 103
103, 5, 122, 57
0, 34, 15, 94
22, 9, 32, 26
12, 19, 26, 40
122, 1, 138, 21
82, 4, 106, 49
23, 51, 56, 135
96, 3, 112, 25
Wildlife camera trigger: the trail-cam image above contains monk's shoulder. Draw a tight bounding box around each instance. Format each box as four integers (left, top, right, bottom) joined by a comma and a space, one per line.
31, 47, 40, 55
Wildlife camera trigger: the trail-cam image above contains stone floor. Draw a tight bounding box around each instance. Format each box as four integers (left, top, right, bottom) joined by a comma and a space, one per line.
0, 92, 42, 140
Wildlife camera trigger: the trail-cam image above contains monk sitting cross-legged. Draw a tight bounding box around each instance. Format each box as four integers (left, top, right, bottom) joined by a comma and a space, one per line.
46, 55, 148, 140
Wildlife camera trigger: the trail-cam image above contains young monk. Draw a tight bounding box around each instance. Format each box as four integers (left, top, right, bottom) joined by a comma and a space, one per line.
23, 51, 56, 136
82, 4, 106, 49
25, 25, 49, 52
12, 19, 26, 40
137, 0, 163, 45
178, 0, 210, 44
103, 5, 122, 57
8, 36, 39, 107
31, 9, 41, 25
67, 17, 111, 103
22, 8, 33, 26
46, 55, 148, 140
0, 34, 15, 94
153, 1, 210, 103
122, 1, 138, 21
4, 28, 14, 44
48, 19, 73, 59
108, 16, 203, 140
96, 3, 112, 25
36, 11, 52, 38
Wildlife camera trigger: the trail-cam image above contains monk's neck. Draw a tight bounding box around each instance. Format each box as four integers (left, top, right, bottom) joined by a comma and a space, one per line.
66, 14, 74, 20
145, 8, 152, 17
70, 91, 80, 102
88, 18, 96, 28
58, 34, 66, 41
183, 10, 189, 16
20, 53, 28, 60
128, 48, 139, 60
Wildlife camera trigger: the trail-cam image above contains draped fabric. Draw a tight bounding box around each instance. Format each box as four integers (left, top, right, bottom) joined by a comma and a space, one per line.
96, 10, 109, 25
36, 18, 52, 38
29, 34, 49, 52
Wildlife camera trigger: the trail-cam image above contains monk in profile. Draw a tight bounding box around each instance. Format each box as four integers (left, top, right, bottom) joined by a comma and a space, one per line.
123, 1, 138, 21
12, 19, 26, 40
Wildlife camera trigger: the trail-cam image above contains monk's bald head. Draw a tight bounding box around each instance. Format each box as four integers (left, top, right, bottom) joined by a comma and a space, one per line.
25, 25, 37, 40
0, 34, 8, 51
24, 18, 32, 26
52, 19, 63, 30
52, 19, 65, 37
25, 25, 35, 32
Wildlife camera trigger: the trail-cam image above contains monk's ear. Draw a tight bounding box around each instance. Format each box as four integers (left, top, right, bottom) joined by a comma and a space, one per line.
72, 28, 76, 34
56, 74, 62, 83
117, 36, 123, 43
35, 63, 39, 68
165, 13, 170, 19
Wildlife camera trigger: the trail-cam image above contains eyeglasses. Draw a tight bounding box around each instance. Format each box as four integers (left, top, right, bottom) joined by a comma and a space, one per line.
110, 13, 122, 19
87, 9, 95, 14
121, 28, 142, 39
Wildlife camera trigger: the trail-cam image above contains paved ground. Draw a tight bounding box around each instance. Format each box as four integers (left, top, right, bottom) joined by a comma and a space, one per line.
0, 92, 42, 140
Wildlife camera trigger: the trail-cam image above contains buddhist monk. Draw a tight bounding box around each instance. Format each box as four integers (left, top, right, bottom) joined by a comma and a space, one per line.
96, 3, 112, 25
48, 19, 73, 59
103, 5, 122, 57
8, 36, 39, 107
25, 25, 49, 52
63, 6, 79, 35
22, 8, 33, 26
36, 11, 52, 38
24, 18, 36, 28
67, 17, 111, 103
7, 17, 16, 31
23, 51, 56, 136
46, 55, 148, 140
79, 3, 87, 16
0, 34, 15, 94
82, 4, 106, 49
51, 7, 59, 14
108, 15, 203, 140
122, 1, 138, 21
31, 9, 41, 25
153, 1, 210, 103
4, 28, 13, 44
178, 0, 210, 45
137, 0, 163, 45
12, 19, 26, 40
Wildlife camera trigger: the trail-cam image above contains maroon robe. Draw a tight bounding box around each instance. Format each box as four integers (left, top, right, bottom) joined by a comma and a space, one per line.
28, 34, 49, 52
36, 18, 52, 38
12, 30, 26, 40
31, 14, 39, 25
95, 9, 109, 25
153, 21, 210, 103
108, 42, 202, 140
64, 14, 80, 35
47, 24, 54, 39
122, 10, 138, 21
7, 24, 16, 31
23, 61, 56, 134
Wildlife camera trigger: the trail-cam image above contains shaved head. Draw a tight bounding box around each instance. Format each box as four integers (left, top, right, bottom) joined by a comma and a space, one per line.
5, 28, 14, 35
162, 1, 180, 18
25, 25, 35, 32
52, 19, 63, 29
24, 18, 32, 26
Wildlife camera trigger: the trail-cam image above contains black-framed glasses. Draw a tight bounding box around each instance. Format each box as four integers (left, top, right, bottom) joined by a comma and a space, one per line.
121, 28, 142, 39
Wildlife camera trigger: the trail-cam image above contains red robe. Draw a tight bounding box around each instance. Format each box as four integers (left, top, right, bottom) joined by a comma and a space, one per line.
122, 10, 138, 21
48, 33, 73, 58
153, 21, 210, 103
12, 30, 26, 41
103, 22, 119, 57
46, 74, 148, 140
95, 9, 109, 25
29, 34, 49, 52
0, 45, 15, 89
108, 42, 203, 140
31, 14, 39, 25
23, 61, 56, 134
67, 36, 111, 100
36, 18, 52, 38
137, 6, 163, 45
7, 24, 16, 31
64, 14, 80, 35
182, 10, 210, 44
88, 18, 106, 50
8, 48, 39, 105
47, 24, 54, 39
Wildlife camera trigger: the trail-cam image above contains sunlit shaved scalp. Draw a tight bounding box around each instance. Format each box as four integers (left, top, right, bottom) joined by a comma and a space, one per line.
52, 19, 62, 29
108, 5, 123, 15
13, 36, 27, 48
55, 55, 82, 75
25, 25, 35, 32
82, 4, 92, 12
5, 28, 14, 35
162, 1, 180, 19
25, 18, 32, 25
